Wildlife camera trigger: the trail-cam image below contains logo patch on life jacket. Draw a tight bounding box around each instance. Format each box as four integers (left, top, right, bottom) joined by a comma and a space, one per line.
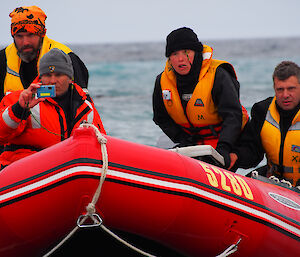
292, 156, 300, 163
48, 65, 55, 73
162, 90, 172, 100
194, 98, 204, 106
198, 114, 205, 120
291, 145, 300, 153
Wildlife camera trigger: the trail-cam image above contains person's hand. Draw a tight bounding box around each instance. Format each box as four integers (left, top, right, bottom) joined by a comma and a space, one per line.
216, 144, 231, 169
174, 136, 196, 148
18, 82, 45, 108
228, 153, 238, 170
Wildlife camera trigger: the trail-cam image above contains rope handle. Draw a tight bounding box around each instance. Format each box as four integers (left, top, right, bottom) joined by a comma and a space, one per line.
79, 123, 108, 212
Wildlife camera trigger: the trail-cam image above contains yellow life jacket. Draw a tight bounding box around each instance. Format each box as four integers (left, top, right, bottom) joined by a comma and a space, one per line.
260, 97, 300, 186
161, 45, 248, 142
4, 36, 72, 94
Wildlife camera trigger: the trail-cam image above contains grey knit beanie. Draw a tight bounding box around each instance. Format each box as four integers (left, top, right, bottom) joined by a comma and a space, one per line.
39, 48, 74, 79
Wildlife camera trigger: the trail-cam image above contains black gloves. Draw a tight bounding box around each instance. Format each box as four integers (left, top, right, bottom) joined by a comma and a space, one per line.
174, 135, 234, 171
174, 135, 197, 148
216, 143, 231, 169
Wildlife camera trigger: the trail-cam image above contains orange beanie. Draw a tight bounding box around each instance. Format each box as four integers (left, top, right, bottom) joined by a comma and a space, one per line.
9, 6, 47, 37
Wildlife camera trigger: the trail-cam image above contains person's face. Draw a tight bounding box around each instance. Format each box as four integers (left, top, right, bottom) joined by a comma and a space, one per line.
14, 32, 42, 62
169, 49, 195, 75
41, 73, 72, 97
274, 75, 300, 110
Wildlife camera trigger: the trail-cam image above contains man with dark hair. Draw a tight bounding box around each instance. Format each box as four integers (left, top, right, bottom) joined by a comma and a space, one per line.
230, 61, 300, 186
152, 27, 249, 168
0, 48, 105, 169
0, 6, 89, 101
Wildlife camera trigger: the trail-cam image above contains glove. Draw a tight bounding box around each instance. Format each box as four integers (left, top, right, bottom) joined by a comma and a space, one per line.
174, 136, 196, 148
216, 144, 231, 169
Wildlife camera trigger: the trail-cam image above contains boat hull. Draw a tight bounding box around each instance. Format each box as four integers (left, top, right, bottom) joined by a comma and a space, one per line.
0, 127, 299, 256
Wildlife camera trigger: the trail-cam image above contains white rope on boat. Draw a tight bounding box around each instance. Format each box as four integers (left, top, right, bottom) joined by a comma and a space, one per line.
251, 170, 259, 178
80, 123, 109, 216
100, 224, 157, 257
280, 179, 292, 188
215, 238, 242, 257
269, 176, 280, 184
43, 123, 156, 257
252, 172, 299, 191
43, 225, 81, 257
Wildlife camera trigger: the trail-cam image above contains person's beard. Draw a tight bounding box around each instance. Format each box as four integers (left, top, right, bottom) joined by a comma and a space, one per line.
15, 38, 43, 63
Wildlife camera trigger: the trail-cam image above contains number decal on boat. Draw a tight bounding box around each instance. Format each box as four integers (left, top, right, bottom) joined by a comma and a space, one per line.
199, 163, 254, 200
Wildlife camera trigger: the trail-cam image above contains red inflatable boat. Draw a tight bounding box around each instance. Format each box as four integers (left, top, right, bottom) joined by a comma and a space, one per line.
0, 126, 299, 257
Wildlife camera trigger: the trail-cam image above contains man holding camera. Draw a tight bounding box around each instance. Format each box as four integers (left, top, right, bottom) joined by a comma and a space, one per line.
0, 5, 88, 101
0, 48, 106, 169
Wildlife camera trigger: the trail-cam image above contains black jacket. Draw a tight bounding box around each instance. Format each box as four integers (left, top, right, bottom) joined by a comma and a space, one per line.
153, 65, 243, 154
234, 97, 300, 171
0, 47, 89, 101
233, 97, 271, 169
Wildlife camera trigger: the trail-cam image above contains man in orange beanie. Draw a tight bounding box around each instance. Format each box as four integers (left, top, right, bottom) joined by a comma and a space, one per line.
10, 6, 47, 39
0, 6, 89, 101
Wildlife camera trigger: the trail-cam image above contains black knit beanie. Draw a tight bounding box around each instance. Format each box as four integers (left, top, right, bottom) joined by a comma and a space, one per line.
165, 27, 203, 57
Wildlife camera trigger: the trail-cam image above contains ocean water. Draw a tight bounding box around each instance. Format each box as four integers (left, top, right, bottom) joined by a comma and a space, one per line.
70, 37, 300, 147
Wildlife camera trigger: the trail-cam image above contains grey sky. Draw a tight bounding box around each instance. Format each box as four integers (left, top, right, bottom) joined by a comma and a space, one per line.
1, 0, 300, 46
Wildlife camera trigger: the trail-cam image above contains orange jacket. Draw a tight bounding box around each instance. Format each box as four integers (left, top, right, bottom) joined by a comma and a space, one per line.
160, 45, 248, 148
0, 83, 106, 166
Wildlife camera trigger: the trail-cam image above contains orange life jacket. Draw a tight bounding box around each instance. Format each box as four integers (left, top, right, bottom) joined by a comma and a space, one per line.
161, 45, 248, 147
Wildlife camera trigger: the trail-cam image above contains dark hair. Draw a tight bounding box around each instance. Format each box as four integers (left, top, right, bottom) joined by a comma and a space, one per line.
272, 61, 300, 83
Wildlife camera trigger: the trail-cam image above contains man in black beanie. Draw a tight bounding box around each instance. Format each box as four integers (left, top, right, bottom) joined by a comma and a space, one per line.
152, 27, 248, 169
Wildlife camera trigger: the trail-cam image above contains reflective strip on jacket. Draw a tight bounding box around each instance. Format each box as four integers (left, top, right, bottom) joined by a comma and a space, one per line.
261, 97, 300, 186
4, 35, 72, 94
